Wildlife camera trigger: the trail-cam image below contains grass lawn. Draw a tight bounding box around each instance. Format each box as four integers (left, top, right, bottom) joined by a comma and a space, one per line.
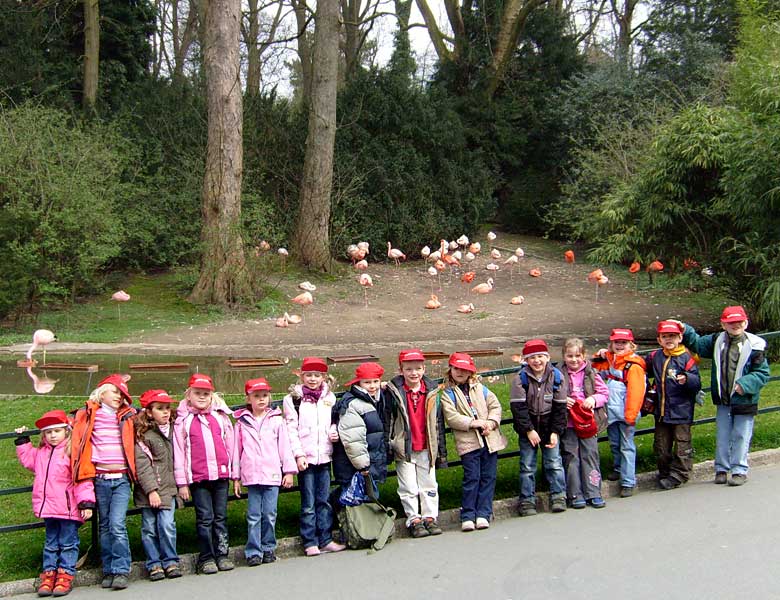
1, 364, 779, 582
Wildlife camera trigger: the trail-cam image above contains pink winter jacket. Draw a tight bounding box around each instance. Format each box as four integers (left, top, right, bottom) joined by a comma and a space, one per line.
232, 408, 297, 486
16, 439, 95, 522
173, 402, 234, 486
564, 362, 609, 428
282, 384, 336, 465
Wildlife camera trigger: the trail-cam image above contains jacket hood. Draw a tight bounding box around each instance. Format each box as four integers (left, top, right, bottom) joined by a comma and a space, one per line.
234, 406, 281, 421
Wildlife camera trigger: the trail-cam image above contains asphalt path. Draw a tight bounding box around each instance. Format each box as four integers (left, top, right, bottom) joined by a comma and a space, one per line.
26, 465, 780, 600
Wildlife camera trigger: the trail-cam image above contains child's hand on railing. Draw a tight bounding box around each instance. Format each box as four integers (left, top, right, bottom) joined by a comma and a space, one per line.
14, 426, 28, 435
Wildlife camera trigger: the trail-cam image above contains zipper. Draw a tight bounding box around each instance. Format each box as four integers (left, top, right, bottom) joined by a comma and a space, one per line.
41, 446, 55, 514
660, 356, 671, 417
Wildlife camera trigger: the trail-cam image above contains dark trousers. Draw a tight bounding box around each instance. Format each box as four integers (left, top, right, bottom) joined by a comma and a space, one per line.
460, 446, 498, 521
190, 479, 229, 565
654, 422, 693, 483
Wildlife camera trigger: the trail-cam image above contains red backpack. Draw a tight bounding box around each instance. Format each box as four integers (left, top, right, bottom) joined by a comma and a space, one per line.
570, 400, 598, 439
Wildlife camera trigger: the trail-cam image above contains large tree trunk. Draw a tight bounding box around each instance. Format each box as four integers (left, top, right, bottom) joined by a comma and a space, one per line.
83, 0, 100, 113
293, 0, 339, 271
610, 0, 638, 65
190, 0, 249, 305
292, 0, 314, 103
245, 0, 262, 95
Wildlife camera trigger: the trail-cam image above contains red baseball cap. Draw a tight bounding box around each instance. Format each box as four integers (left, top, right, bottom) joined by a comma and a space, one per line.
35, 409, 70, 431
98, 374, 132, 403
448, 352, 476, 373
301, 357, 328, 373
188, 373, 215, 391
139, 389, 174, 408
657, 320, 683, 334
720, 305, 748, 323
398, 349, 425, 364
522, 339, 549, 358
609, 328, 635, 342
345, 362, 385, 387
245, 378, 272, 394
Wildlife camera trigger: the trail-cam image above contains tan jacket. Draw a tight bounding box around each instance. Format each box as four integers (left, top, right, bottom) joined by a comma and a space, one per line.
440, 382, 507, 456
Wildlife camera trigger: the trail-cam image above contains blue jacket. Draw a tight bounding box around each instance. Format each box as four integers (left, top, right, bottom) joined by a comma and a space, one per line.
647, 349, 701, 424
682, 325, 770, 415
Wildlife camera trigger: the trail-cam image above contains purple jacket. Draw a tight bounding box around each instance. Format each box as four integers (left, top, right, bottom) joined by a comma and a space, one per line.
173, 403, 234, 486
564, 362, 609, 429
232, 408, 298, 486
282, 384, 336, 465
17, 439, 95, 522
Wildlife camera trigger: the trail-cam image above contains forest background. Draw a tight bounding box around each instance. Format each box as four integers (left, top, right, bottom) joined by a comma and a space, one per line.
1, 0, 779, 328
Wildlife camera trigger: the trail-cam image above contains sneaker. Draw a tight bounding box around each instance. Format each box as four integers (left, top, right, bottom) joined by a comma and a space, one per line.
198, 561, 218, 575
111, 574, 129, 590
100, 575, 113, 589
148, 566, 165, 582
571, 498, 587, 509
164, 565, 182, 579
423, 518, 443, 536
658, 477, 681, 490
304, 546, 321, 556
461, 520, 475, 532
216, 557, 235, 571
551, 496, 567, 513
37, 570, 56, 597
589, 497, 606, 509
606, 470, 620, 481
519, 501, 537, 517
52, 569, 74, 597
729, 474, 747, 486
619, 486, 634, 498
714, 472, 728, 485
261, 551, 276, 564
246, 555, 263, 567
409, 519, 430, 538
475, 517, 490, 530
320, 541, 346, 553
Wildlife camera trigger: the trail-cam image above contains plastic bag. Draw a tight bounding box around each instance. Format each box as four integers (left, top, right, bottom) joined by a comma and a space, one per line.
339, 472, 379, 506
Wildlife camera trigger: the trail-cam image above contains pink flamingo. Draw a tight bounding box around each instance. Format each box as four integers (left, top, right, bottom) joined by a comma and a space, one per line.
386, 242, 406, 267
26, 329, 56, 365
26, 367, 58, 394
291, 291, 313, 322
358, 273, 373, 308
471, 278, 494, 294
278, 247, 289, 271
111, 290, 130, 321
354, 259, 368, 271
425, 294, 441, 309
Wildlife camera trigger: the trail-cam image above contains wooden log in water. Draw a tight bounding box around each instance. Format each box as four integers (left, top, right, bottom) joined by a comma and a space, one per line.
18, 362, 100, 372
129, 363, 190, 371
226, 358, 287, 368
326, 354, 379, 364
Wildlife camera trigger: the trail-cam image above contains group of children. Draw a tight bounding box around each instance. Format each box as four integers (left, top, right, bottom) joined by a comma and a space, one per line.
15, 304, 770, 595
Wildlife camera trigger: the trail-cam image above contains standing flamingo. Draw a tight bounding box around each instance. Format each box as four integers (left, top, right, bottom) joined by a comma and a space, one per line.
358, 273, 373, 308
387, 242, 406, 267
357, 241, 370, 256
278, 247, 289, 271
111, 290, 130, 321
504, 254, 519, 281
471, 278, 494, 294
421, 246, 431, 262
259, 240, 271, 251
487, 231, 497, 242
515, 247, 525, 258
26, 329, 56, 365
647, 260, 664, 286
291, 291, 313, 322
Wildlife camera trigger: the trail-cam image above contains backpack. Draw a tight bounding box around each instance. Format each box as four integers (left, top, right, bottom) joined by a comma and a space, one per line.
569, 401, 598, 439
519, 367, 563, 393
337, 474, 396, 552
643, 351, 701, 415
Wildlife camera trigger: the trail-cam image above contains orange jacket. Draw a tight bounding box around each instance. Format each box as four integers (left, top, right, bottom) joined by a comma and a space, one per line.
71, 401, 137, 483
592, 351, 646, 425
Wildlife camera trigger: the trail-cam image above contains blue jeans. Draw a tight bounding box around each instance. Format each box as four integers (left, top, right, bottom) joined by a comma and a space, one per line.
141, 505, 179, 570
518, 436, 566, 503
607, 421, 637, 487
298, 464, 334, 549
191, 479, 229, 564
245, 485, 279, 557
715, 405, 755, 476
43, 518, 81, 575
460, 446, 498, 521
94, 474, 132, 575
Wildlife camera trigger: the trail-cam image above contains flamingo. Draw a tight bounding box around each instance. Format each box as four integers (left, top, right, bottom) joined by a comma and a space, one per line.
629, 261, 641, 292
456, 235, 469, 248
486, 263, 499, 272
510, 295, 525, 305
433, 259, 446, 290
457, 303, 475, 314
26, 329, 56, 365
528, 268, 541, 277
647, 260, 664, 286
427, 265, 438, 293
452, 250, 462, 261
448, 240, 459, 251
347, 244, 362, 263
487, 231, 497, 242
286, 313, 303, 324
358, 273, 373, 308
259, 240, 271, 251
461, 271, 476, 283
429, 249, 441, 262
465, 252, 476, 262
421, 246, 431, 262
275, 315, 289, 328
471, 278, 494, 294
490, 248, 501, 260
298, 281, 317, 292
443, 253, 460, 267
278, 247, 289, 271
515, 247, 525, 258
357, 241, 370, 255
26, 367, 58, 394
111, 290, 130, 321
504, 254, 519, 280
291, 291, 313, 322
387, 242, 406, 267
587, 269, 608, 303
354, 259, 368, 271
564, 250, 575, 264
425, 294, 441, 309
469, 242, 481, 255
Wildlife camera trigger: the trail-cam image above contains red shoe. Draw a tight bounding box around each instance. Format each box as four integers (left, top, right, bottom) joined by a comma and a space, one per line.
37, 571, 56, 597
52, 569, 74, 597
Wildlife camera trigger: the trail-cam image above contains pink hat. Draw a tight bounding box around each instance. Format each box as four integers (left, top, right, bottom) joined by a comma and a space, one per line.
720, 306, 748, 323
522, 339, 549, 358
98, 374, 132, 403
657, 320, 683, 334
345, 362, 385, 387
398, 349, 425, 364
448, 352, 476, 373
301, 357, 328, 373
188, 373, 215, 391
245, 378, 272, 394
139, 389, 173, 408
609, 328, 635, 342
35, 410, 70, 431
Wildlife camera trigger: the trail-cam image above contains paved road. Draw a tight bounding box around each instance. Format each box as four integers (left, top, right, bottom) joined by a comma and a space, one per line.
35, 466, 780, 600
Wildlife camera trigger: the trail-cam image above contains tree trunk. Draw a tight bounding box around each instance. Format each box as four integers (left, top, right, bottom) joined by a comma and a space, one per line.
292, 0, 314, 103
610, 0, 637, 65
293, 0, 339, 271
189, 0, 250, 305
245, 0, 262, 95
83, 0, 100, 114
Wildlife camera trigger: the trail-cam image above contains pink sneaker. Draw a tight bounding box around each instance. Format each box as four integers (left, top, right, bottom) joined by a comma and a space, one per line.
320, 541, 346, 553
304, 546, 321, 557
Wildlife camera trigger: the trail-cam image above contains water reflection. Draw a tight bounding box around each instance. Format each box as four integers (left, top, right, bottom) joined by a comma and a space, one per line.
26, 367, 59, 394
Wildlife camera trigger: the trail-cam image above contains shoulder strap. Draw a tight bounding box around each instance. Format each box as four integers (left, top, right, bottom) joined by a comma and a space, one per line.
519, 370, 529, 390
684, 356, 697, 371
552, 368, 562, 391
482, 385, 489, 401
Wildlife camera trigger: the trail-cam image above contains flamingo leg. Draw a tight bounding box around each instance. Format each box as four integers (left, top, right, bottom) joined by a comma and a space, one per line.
363, 287, 368, 308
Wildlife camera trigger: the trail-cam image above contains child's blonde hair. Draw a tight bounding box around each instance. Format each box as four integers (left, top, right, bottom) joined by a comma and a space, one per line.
444, 367, 479, 387
563, 337, 586, 357
298, 372, 337, 388
39, 426, 72, 454
89, 383, 128, 404
183, 387, 227, 410
609, 339, 637, 353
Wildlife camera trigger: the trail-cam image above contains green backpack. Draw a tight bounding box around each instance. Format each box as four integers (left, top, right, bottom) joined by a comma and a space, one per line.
337, 476, 397, 552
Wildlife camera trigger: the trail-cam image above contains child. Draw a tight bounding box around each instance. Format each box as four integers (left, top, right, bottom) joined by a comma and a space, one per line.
440, 352, 507, 531
646, 321, 702, 489
678, 306, 770, 485
386, 349, 447, 537
71, 374, 136, 590
133, 390, 181, 581
233, 378, 297, 566
16, 410, 94, 597
560, 338, 609, 509
509, 339, 568, 516
173, 373, 234, 574
282, 357, 345, 556
331, 362, 390, 503
591, 329, 646, 498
